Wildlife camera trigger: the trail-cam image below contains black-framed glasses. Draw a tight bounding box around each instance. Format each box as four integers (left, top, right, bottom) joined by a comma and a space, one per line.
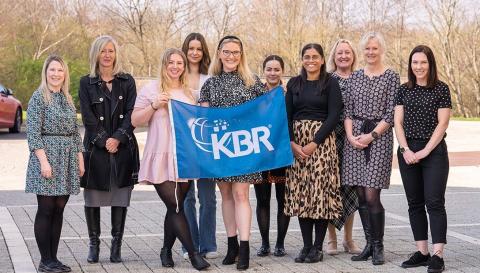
222, 50, 242, 57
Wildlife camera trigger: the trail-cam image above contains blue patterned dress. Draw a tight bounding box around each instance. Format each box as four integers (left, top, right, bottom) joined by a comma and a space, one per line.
25, 90, 84, 196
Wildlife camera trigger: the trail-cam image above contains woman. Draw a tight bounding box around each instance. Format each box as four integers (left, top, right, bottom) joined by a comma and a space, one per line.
199, 35, 266, 270
284, 43, 343, 264
131, 48, 210, 271
395, 45, 450, 273
26, 55, 84, 272
254, 54, 290, 257
342, 32, 400, 265
180, 33, 218, 259
79, 35, 139, 264
324, 39, 362, 255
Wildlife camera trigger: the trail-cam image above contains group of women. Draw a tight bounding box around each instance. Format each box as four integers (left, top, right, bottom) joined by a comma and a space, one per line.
25, 31, 451, 273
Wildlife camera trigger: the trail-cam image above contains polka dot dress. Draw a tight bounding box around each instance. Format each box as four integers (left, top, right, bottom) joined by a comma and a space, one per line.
341, 69, 400, 189
395, 81, 452, 139
198, 71, 267, 183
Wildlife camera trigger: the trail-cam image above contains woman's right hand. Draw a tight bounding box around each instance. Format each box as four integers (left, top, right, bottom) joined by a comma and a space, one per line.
40, 161, 53, 179
152, 93, 170, 109
347, 135, 368, 150
402, 150, 418, 165
291, 142, 308, 160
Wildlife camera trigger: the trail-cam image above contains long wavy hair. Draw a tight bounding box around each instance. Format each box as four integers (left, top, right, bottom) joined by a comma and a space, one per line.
158, 48, 192, 100
38, 55, 74, 108
209, 35, 256, 88
181, 32, 211, 75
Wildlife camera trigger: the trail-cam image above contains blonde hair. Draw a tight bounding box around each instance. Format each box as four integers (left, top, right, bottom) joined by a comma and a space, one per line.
158, 48, 192, 100
209, 36, 256, 88
89, 35, 123, 77
38, 55, 74, 108
326, 39, 357, 73
358, 31, 386, 62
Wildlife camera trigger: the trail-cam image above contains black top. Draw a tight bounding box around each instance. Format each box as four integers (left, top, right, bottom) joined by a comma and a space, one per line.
285, 75, 342, 144
395, 81, 452, 140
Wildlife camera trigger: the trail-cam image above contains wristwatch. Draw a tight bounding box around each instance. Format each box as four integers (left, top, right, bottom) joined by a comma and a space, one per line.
371, 131, 380, 140
399, 146, 410, 154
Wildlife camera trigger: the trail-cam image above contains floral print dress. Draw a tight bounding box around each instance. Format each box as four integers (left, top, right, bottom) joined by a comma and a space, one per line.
25, 90, 84, 196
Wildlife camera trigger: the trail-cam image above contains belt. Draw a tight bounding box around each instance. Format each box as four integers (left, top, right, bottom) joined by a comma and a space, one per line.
41, 132, 74, 137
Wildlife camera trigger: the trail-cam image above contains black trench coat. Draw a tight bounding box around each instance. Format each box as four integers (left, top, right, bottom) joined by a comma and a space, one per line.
79, 73, 139, 191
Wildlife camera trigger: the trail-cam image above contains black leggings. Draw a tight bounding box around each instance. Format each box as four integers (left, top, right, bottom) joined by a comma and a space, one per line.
356, 186, 383, 213
34, 195, 69, 263
254, 182, 290, 248
298, 218, 329, 249
154, 181, 196, 255
398, 140, 449, 244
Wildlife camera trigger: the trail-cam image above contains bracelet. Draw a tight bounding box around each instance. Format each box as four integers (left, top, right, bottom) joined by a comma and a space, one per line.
150, 102, 158, 111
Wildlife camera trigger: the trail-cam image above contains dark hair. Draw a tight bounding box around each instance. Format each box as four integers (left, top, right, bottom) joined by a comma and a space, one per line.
181, 33, 211, 75
290, 43, 329, 95
262, 55, 285, 71
407, 45, 438, 89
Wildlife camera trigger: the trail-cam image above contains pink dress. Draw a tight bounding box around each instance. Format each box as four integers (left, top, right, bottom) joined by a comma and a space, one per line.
135, 81, 195, 184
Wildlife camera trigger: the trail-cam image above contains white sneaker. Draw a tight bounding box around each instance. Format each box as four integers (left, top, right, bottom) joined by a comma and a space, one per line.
205, 251, 219, 259
183, 252, 189, 260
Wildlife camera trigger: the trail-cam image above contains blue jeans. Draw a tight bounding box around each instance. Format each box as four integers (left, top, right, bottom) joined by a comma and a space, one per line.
182, 178, 217, 254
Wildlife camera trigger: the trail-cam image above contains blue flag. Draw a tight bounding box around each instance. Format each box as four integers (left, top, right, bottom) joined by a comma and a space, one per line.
169, 87, 293, 179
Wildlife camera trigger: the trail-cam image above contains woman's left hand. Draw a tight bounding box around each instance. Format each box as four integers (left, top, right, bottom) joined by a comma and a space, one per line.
106, 138, 120, 153
302, 142, 318, 156
414, 148, 431, 161
357, 133, 374, 146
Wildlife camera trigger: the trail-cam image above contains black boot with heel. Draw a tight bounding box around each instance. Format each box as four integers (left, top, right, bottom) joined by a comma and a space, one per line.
110, 207, 127, 263
351, 206, 372, 261
85, 207, 100, 263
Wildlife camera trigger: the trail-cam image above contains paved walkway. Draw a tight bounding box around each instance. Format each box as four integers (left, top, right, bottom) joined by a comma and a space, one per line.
0, 121, 479, 273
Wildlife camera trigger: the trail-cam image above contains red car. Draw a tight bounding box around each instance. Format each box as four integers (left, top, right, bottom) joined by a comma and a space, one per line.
0, 84, 22, 133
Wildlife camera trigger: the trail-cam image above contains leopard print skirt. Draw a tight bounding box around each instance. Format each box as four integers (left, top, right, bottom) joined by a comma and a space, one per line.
284, 120, 343, 219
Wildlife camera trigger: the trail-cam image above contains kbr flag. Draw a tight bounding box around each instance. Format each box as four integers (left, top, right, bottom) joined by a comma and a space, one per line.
168, 87, 293, 179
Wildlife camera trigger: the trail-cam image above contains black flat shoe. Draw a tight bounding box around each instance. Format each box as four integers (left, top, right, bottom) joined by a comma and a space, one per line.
160, 247, 174, 267
294, 247, 310, 263
52, 260, 72, 272
256, 245, 270, 257
304, 247, 323, 263
401, 251, 430, 268
427, 254, 445, 273
273, 247, 286, 257
38, 261, 63, 273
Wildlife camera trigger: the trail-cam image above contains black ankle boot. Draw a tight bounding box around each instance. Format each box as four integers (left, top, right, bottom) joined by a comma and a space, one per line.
110, 207, 127, 263
295, 247, 311, 263
190, 252, 210, 271
351, 206, 372, 261
160, 247, 174, 267
237, 240, 250, 271
222, 235, 239, 265
370, 210, 385, 265
85, 207, 100, 263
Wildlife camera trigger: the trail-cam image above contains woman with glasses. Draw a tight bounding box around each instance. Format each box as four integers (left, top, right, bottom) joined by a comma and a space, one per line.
199, 35, 266, 271
284, 43, 343, 264
342, 32, 399, 265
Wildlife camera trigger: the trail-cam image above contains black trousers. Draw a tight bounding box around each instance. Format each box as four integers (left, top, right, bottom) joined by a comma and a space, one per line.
398, 139, 449, 244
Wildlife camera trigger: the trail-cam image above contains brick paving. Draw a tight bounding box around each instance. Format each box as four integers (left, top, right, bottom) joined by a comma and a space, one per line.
1, 185, 480, 273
